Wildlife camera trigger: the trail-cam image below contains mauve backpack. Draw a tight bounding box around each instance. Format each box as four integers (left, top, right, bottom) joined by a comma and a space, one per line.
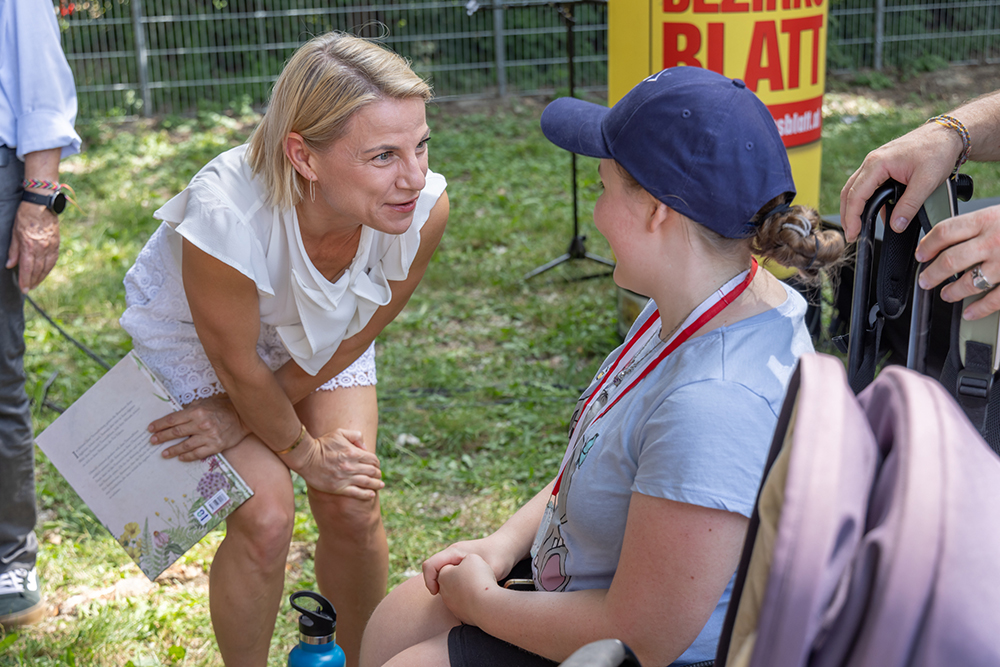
716, 353, 1000, 667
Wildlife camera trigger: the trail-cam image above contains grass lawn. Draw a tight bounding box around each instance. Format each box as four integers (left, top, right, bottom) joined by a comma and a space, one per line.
4, 82, 1000, 666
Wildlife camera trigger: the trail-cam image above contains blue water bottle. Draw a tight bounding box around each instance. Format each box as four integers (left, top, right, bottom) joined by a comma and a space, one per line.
288, 591, 346, 667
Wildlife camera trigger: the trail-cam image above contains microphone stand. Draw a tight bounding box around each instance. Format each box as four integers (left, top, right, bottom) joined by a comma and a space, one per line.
524, 1, 614, 281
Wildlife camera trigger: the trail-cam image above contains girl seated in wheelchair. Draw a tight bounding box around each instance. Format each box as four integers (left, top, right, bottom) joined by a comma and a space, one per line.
360, 67, 844, 667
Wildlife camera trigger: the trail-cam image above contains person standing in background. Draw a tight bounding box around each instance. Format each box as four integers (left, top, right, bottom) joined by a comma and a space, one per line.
0, 0, 81, 628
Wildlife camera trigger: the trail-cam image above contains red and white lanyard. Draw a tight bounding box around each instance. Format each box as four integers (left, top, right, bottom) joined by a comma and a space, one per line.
550, 257, 759, 498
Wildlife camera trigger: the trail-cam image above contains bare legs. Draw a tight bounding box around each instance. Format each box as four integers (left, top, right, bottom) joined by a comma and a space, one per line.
360, 575, 458, 667
300, 385, 386, 667
209, 384, 384, 667
210, 437, 296, 664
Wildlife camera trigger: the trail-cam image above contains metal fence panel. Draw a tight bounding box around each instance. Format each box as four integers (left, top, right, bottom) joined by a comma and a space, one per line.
57, 0, 607, 119
830, 0, 1000, 71
57, 0, 999, 120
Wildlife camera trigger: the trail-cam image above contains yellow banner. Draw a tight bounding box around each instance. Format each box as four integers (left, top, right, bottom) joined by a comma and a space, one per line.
609, 0, 828, 213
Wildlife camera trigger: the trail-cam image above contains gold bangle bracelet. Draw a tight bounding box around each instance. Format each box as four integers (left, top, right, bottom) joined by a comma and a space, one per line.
275, 423, 307, 455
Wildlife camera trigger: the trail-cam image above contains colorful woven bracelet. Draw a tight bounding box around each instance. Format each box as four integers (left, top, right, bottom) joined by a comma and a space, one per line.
926, 114, 972, 175
21, 179, 63, 192
22, 179, 81, 214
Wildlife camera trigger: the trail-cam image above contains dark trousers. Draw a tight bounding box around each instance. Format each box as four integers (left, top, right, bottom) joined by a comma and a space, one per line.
0, 145, 38, 573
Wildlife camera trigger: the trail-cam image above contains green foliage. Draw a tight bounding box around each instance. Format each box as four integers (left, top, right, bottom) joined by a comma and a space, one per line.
850, 70, 895, 91
906, 54, 950, 76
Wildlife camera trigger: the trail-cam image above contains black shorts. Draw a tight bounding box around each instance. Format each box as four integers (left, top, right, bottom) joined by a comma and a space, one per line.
448, 624, 558, 667
447, 559, 557, 667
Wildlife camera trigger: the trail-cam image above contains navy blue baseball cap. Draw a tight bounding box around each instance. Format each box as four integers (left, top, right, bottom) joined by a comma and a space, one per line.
540, 67, 796, 239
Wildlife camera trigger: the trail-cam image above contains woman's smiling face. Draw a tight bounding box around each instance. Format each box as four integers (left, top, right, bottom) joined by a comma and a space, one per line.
310, 96, 430, 234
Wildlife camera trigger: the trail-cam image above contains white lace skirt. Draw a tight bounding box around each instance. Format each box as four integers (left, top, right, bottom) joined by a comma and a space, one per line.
120, 225, 376, 406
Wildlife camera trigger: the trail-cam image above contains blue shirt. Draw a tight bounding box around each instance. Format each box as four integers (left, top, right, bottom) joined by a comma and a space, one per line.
0, 0, 80, 159
532, 282, 813, 665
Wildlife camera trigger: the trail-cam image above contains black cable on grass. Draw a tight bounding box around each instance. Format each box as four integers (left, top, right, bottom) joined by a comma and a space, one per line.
26, 294, 112, 371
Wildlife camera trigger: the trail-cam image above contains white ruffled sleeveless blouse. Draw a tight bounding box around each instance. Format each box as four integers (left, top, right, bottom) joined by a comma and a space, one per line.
121, 144, 447, 381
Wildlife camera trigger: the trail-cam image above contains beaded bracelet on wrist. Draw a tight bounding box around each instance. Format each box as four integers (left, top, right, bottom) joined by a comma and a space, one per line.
926, 114, 972, 175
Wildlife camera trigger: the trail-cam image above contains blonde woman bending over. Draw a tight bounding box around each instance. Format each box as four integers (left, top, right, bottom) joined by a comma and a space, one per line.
119, 32, 449, 666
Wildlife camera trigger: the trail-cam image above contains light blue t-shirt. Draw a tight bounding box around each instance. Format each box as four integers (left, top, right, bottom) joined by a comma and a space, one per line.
531, 282, 813, 665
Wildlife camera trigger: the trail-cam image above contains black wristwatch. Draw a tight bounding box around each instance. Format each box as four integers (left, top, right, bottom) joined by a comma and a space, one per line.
21, 189, 67, 215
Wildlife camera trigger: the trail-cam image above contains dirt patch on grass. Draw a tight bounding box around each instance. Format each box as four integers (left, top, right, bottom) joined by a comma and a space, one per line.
829, 62, 1000, 112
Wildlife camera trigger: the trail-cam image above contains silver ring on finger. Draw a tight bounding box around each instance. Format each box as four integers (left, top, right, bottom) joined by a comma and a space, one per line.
971, 264, 995, 292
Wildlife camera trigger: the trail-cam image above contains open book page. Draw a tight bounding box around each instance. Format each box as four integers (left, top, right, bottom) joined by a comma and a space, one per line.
35, 351, 253, 581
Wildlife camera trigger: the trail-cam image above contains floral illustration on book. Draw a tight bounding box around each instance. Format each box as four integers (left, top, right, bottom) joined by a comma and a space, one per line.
131, 353, 175, 405
115, 455, 252, 579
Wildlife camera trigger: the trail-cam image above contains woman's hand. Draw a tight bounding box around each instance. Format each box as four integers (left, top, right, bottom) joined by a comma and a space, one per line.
150, 395, 250, 462
285, 428, 384, 500
916, 204, 1000, 319
436, 553, 499, 625
421, 537, 515, 595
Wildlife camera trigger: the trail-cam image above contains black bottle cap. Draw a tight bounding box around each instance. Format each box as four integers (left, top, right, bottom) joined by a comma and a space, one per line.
290, 591, 337, 639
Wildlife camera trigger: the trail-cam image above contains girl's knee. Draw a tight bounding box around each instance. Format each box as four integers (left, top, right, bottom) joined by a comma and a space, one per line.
362, 576, 457, 667
376, 631, 451, 667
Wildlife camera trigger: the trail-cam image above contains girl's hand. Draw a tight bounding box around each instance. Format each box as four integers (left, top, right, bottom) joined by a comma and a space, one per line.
436, 553, 499, 625
285, 428, 384, 500
422, 538, 514, 595
150, 395, 250, 461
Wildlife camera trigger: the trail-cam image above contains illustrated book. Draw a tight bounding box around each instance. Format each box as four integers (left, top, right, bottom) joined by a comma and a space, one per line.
35, 351, 253, 580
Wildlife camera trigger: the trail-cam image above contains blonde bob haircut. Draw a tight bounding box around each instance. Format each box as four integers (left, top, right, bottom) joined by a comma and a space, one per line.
247, 31, 432, 210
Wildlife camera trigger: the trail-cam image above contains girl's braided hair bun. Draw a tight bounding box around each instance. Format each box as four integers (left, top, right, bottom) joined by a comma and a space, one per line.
751, 194, 847, 286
